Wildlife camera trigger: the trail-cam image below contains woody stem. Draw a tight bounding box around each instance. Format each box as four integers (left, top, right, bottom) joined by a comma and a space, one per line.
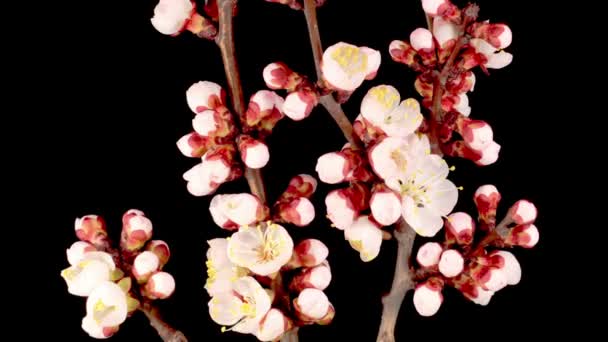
302, 0, 362, 149
216, 0, 267, 203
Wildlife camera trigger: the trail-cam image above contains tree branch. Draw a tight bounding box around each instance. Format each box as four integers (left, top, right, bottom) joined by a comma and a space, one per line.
140, 302, 187, 342
302, 0, 362, 149
216, 0, 267, 203
281, 328, 300, 342
376, 220, 416, 342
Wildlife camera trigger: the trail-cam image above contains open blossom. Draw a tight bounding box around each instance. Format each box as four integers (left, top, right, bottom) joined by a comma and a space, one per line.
321, 42, 381, 91
360, 85, 423, 138
83, 281, 128, 338
150, 0, 195, 36
369, 134, 430, 181
344, 216, 383, 262
205, 238, 249, 297
209, 193, 266, 228
227, 223, 294, 276
209, 276, 271, 334
61, 252, 116, 297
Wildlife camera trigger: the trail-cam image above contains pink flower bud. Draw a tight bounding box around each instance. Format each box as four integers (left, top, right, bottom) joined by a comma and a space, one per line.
452, 93, 471, 116
263, 62, 296, 90
237, 135, 270, 169
290, 262, 332, 292
325, 190, 357, 230
467, 286, 495, 306
209, 194, 239, 230
186, 81, 225, 113
66, 241, 96, 266
470, 264, 507, 292
344, 216, 383, 262
144, 272, 175, 300
458, 119, 493, 151
133, 251, 160, 283
256, 309, 292, 342
150, 0, 195, 36
246, 90, 284, 127
416, 242, 443, 267
471, 23, 512, 49
294, 288, 330, 321
505, 224, 539, 248
508, 200, 537, 225
445, 212, 475, 245
438, 249, 464, 277
474, 141, 501, 166
121, 210, 153, 251
75, 215, 108, 246
433, 16, 458, 47
474, 184, 501, 231
410, 28, 434, 51
146, 240, 171, 268
279, 174, 317, 202
176, 132, 210, 158
421, 0, 449, 16
81, 315, 119, 339
490, 251, 521, 285
316, 152, 350, 184
291, 239, 329, 268
413, 278, 444, 317
182, 162, 219, 197
370, 186, 402, 226
283, 89, 318, 121
389, 40, 418, 67
277, 197, 316, 227
192, 110, 220, 136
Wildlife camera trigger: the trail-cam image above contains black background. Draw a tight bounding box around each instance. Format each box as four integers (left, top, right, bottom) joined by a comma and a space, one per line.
33, 0, 582, 340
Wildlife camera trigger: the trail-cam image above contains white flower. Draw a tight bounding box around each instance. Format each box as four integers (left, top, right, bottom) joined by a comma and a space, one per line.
61, 252, 115, 297
205, 238, 249, 297
389, 154, 458, 237
344, 216, 383, 262
66, 241, 96, 266
321, 42, 381, 91
85, 281, 128, 328
209, 193, 263, 227
369, 134, 430, 181
470, 38, 513, 69
209, 276, 271, 334
81, 315, 118, 339
150, 0, 194, 36
228, 223, 294, 276
360, 85, 422, 138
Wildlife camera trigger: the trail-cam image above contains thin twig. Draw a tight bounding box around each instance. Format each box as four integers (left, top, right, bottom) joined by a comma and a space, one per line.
376, 220, 417, 342
216, 0, 267, 203
140, 302, 188, 342
302, 0, 362, 149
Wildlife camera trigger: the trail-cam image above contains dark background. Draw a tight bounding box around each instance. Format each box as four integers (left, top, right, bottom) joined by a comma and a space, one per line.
33, 0, 582, 340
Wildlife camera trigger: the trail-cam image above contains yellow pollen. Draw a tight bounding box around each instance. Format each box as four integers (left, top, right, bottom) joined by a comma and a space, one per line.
458, 186, 464, 191
349, 240, 364, 252
221, 326, 227, 333
240, 302, 256, 317
331, 45, 368, 76
93, 299, 116, 324
390, 150, 408, 171
449, 166, 456, 171
370, 86, 399, 109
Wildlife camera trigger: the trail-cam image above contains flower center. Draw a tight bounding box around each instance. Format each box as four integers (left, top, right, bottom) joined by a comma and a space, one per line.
331, 45, 368, 76
255, 224, 284, 263
390, 149, 408, 172
371, 86, 399, 109
93, 299, 116, 324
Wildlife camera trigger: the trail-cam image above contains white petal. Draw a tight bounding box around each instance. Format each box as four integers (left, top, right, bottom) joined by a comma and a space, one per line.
186, 81, 223, 113
410, 28, 434, 51
321, 42, 369, 91
325, 190, 356, 230
86, 281, 128, 327
470, 286, 494, 306
344, 216, 383, 262
476, 141, 501, 166
255, 309, 288, 342
433, 16, 458, 47
416, 242, 443, 267
427, 179, 458, 216
402, 196, 444, 237
316, 152, 348, 184
509, 200, 537, 225
297, 288, 329, 319
209, 293, 244, 326
192, 110, 218, 136
422, 0, 447, 15
243, 141, 270, 169
413, 284, 442, 316
222, 193, 261, 226
491, 251, 521, 285
370, 189, 402, 226
486, 51, 513, 69
67, 241, 95, 266
283, 91, 310, 121
361, 85, 401, 128
438, 249, 464, 277
150, 0, 194, 35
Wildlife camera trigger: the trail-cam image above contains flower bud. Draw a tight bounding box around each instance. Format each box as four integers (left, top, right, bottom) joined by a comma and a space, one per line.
474, 141, 501, 166
416, 242, 443, 267
438, 249, 464, 277
370, 185, 402, 226
186, 81, 225, 113
505, 224, 539, 248
256, 309, 293, 342
389, 40, 418, 68
209, 193, 266, 227
290, 262, 332, 292
67, 241, 96, 266
457, 118, 493, 151
410, 28, 434, 51
237, 135, 270, 169
146, 240, 171, 268
75, 215, 108, 246
150, 0, 195, 36
86, 281, 128, 328
489, 251, 521, 285
294, 288, 330, 321
445, 212, 475, 245
470, 264, 507, 292
263, 62, 299, 91
121, 210, 153, 252
133, 251, 160, 284
277, 197, 316, 227
144, 272, 176, 300
344, 216, 383, 262
508, 200, 537, 225
283, 89, 318, 121
289, 239, 329, 268
413, 277, 444, 317
176, 132, 210, 158
316, 152, 350, 184
474, 185, 501, 231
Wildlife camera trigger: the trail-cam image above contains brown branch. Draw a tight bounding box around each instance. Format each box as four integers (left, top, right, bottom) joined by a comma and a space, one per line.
281, 328, 300, 342
376, 220, 417, 342
140, 302, 187, 342
216, 0, 267, 203
302, 0, 362, 149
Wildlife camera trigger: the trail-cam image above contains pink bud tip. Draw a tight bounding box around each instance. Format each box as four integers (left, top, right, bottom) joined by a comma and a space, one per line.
509, 200, 537, 224
294, 239, 329, 267
263, 62, 293, 90
416, 242, 443, 267
506, 224, 539, 248
410, 28, 434, 51
462, 120, 493, 151
445, 212, 475, 244
438, 249, 464, 277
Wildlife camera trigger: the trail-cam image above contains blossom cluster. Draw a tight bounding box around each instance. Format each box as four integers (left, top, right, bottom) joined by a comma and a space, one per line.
178, 81, 285, 196
389, 0, 512, 165
412, 185, 539, 316
61, 211, 175, 338
205, 175, 334, 341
